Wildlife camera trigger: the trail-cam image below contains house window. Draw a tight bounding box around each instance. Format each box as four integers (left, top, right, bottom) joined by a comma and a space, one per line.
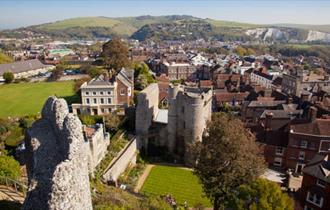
274, 157, 282, 166
107, 91, 111, 95
85, 91, 89, 95
100, 98, 104, 104
108, 98, 112, 104
316, 179, 326, 188
86, 98, 90, 104
120, 88, 125, 95
93, 98, 97, 104
299, 151, 305, 161
301, 140, 308, 148
306, 192, 323, 208
93, 92, 97, 95
101, 108, 104, 113
100, 91, 104, 95
275, 147, 284, 155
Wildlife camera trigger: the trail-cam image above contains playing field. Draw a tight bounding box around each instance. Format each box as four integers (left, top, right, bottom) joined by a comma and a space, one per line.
0, 81, 76, 117
141, 165, 211, 207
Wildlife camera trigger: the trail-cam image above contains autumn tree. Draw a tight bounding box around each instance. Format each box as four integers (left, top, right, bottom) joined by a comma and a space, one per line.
104, 112, 121, 132
102, 38, 130, 72
3, 71, 14, 83
229, 178, 294, 210
194, 113, 265, 210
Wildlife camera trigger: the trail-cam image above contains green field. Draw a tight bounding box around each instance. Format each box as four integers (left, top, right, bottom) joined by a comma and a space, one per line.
141, 165, 211, 207
0, 81, 76, 117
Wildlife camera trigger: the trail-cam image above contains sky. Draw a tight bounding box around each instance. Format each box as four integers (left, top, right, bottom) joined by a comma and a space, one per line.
0, 0, 330, 29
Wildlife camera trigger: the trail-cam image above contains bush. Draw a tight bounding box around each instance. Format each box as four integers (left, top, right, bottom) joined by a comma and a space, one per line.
3, 71, 14, 83
79, 114, 103, 126
0, 154, 21, 180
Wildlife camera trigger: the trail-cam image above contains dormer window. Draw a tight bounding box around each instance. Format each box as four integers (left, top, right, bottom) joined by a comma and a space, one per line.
317, 179, 326, 188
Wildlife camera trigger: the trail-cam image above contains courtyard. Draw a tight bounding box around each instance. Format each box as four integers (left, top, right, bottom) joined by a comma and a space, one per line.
140, 165, 211, 207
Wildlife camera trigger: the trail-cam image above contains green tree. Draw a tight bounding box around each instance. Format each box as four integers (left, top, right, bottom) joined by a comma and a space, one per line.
87, 67, 105, 78
229, 178, 294, 210
102, 38, 130, 72
194, 113, 265, 210
134, 62, 156, 90
3, 71, 14, 83
0, 154, 21, 180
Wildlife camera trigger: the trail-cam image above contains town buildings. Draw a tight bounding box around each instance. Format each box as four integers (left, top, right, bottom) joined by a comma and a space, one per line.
72, 69, 134, 115
300, 154, 330, 210
0, 59, 54, 83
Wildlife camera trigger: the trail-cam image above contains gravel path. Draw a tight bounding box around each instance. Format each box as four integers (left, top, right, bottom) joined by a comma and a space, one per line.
134, 164, 154, 193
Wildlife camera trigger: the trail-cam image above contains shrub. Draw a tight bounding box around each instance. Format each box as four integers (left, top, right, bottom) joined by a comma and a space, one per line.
0, 154, 21, 180
3, 71, 14, 83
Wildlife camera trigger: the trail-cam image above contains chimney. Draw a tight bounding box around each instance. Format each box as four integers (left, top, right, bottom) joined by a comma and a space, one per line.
265, 112, 274, 130
308, 106, 318, 122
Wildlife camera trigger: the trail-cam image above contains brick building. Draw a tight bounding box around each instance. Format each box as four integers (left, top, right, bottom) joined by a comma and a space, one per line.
300, 154, 330, 210
287, 114, 330, 173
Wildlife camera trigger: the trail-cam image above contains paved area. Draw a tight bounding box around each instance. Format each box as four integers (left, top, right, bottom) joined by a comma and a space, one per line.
134, 164, 154, 193
0, 185, 25, 203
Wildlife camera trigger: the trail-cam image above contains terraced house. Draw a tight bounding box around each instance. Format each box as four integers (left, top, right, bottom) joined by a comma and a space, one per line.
72, 69, 134, 115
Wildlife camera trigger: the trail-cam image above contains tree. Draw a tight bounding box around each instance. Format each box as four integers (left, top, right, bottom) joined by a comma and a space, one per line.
235, 46, 247, 57
134, 62, 156, 90
0, 154, 21, 180
102, 38, 130, 71
229, 178, 294, 210
49, 65, 64, 81
104, 113, 121, 132
74, 76, 91, 93
87, 67, 105, 78
194, 113, 265, 210
3, 71, 14, 83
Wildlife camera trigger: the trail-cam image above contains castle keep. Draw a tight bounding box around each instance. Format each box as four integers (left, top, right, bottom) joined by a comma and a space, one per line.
136, 83, 212, 163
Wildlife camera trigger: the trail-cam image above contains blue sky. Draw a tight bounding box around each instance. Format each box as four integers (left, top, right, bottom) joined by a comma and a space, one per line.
0, 0, 330, 29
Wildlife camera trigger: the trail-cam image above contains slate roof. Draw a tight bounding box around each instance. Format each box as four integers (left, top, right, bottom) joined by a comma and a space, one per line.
87, 75, 113, 86
0, 59, 49, 76
248, 100, 286, 108
303, 154, 330, 183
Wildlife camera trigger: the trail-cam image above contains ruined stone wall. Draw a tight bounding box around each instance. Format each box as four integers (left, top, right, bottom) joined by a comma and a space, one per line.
84, 124, 110, 176
23, 96, 92, 210
102, 137, 137, 184
135, 83, 159, 149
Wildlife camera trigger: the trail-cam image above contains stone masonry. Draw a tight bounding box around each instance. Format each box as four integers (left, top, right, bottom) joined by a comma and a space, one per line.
23, 96, 92, 210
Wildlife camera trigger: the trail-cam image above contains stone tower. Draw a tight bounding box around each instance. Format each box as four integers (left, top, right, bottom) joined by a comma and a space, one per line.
167, 84, 212, 162
23, 96, 93, 210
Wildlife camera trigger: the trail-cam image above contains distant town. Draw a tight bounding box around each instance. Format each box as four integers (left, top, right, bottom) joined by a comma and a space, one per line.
0, 14, 330, 210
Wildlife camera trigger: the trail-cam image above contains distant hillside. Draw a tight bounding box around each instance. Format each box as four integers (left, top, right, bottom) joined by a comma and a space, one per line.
275, 23, 330, 33
1, 15, 330, 43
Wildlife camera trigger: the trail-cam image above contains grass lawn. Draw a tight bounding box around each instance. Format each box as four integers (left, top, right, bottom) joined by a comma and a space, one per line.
141, 165, 211, 207
0, 81, 77, 117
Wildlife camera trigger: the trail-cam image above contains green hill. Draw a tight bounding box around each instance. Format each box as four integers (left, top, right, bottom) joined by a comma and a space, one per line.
3, 15, 330, 42
0, 52, 13, 64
